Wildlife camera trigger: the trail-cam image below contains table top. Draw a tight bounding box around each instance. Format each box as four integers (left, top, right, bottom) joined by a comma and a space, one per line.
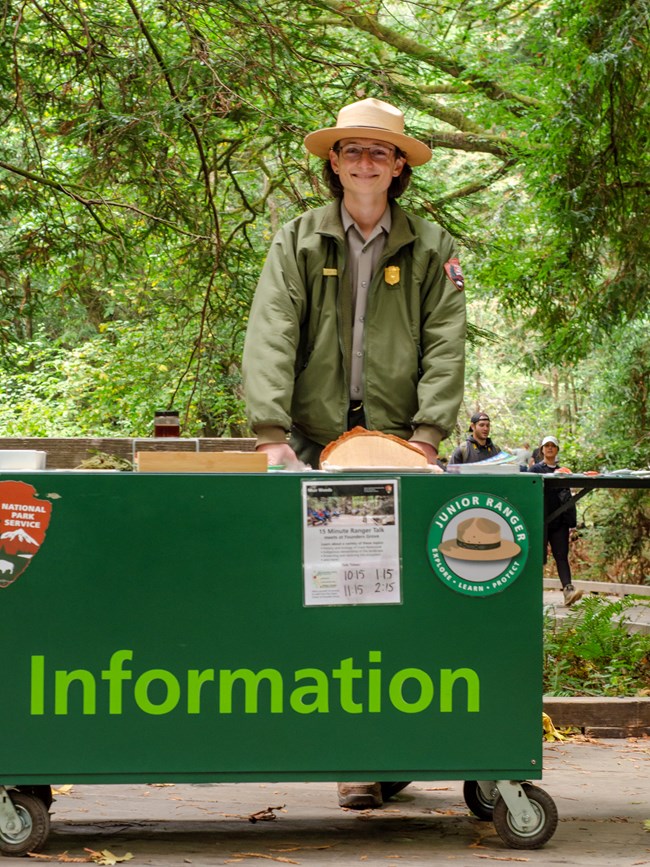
542, 473, 650, 490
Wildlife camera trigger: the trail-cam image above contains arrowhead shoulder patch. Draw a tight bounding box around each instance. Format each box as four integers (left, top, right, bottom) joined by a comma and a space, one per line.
444, 257, 465, 291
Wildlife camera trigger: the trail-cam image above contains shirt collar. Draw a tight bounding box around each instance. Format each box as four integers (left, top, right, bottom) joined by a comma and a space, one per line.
340, 202, 392, 241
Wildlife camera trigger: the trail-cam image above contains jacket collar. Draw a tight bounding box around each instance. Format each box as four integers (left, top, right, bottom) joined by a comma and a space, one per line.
468, 435, 494, 449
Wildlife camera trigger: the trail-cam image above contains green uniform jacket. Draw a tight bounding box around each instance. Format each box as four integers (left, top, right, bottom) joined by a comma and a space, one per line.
242, 200, 466, 447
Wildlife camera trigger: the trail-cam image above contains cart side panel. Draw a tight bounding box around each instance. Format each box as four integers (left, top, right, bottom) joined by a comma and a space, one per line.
0, 471, 543, 782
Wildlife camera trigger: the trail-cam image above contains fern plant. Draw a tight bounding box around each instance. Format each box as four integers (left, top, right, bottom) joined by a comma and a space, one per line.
544, 596, 650, 696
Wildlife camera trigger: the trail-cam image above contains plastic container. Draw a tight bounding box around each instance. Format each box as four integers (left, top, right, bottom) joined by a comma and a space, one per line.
0, 450, 47, 470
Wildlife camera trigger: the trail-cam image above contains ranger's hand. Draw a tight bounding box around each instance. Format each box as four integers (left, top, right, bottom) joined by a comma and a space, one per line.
409, 440, 439, 466
256, 442, 307, 470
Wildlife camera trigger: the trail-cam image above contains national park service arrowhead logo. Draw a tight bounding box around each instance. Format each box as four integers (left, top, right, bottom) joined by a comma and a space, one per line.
0, 481, 52, 588
444, 257, 465, 291
427, 492, 529, 596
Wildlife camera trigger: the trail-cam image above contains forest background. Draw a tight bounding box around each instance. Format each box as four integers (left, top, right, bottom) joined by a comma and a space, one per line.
0, 0, 648, 582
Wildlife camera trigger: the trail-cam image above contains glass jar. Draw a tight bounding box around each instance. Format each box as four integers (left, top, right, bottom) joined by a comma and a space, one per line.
154, 411, 180, 437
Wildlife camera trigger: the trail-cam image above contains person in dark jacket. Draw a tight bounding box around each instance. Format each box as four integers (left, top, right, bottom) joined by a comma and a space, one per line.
529, 435, 582, 606
448, 411, 500, 464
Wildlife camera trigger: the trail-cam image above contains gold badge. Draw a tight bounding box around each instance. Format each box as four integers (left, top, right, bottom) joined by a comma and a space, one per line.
384, 265, 400, 285
322, 267, 338, 276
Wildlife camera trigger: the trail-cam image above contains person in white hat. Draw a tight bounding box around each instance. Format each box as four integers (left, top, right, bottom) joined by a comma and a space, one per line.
243, 97, 466, 473
529, 436, 582, 606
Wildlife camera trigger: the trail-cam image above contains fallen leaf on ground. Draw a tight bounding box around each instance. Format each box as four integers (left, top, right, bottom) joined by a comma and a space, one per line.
270, 845, 335, 853
542, 712, 567, 741
232, 854, 298, 864
27, 853, 88, 863
469, 828, 498, 848
52, 785, 74, 796
473, 855, 530, 862
248, 804, 286, 823
84, 849, 133, 865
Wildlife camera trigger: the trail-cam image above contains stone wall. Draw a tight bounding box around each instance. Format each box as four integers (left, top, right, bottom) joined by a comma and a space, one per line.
0, 437, 257, 469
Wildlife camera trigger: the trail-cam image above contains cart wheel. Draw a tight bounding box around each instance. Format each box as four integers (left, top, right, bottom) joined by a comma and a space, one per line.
463, 780, 496, 820
0, 790, 50, 856
492, 783, 558, 849
16, 785, 53, 810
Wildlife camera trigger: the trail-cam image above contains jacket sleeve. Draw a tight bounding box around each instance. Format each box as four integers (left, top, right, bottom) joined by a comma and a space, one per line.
412, 233, 467, 438
242, 226, 307, 434
448, 445, 463, 465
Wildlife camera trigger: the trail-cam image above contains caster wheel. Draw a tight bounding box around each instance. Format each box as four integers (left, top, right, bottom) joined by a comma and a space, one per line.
492, 783, 558, 849
0, 790, 50, 856
463, 780, 496, 820
16, 785, 53, 810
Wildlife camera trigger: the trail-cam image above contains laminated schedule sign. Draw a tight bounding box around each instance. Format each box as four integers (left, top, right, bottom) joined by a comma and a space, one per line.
302, 479, 401, 606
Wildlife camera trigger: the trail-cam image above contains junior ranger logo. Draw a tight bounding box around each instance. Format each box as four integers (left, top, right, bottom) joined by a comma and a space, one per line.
427, 493, 529, 597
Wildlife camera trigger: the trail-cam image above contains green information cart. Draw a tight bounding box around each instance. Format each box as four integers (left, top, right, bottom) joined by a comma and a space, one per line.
0, 469, 558, 853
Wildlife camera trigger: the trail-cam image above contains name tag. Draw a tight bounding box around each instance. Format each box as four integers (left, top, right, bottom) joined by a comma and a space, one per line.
322, 268, 338, 276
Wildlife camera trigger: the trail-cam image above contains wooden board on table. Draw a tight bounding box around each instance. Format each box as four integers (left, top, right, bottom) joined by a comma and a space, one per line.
136, 450, 267, 473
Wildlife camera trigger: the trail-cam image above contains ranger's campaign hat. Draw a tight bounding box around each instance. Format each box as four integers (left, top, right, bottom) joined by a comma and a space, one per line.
304, 98, 432, 167
438, 517, 521, 562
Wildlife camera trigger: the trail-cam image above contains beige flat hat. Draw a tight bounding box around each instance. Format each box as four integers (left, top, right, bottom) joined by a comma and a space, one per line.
304, 97, 432, 166
438, 517, 521, 562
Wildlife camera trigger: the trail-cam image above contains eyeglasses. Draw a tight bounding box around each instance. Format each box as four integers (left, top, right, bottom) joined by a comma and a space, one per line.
336, 144, 397, 162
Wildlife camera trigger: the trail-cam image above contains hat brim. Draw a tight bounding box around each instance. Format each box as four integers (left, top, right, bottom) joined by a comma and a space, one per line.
304, 126, 432, 167
437, 539, 521, 562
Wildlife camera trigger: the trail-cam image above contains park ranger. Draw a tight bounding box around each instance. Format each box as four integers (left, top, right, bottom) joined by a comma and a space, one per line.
242, 97, 467, 806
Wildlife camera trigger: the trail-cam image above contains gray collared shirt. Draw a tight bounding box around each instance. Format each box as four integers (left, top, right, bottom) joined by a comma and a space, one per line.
340, 203, 392, 401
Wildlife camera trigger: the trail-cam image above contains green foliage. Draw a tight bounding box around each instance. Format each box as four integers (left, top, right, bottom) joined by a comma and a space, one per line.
0, 320, 247, 437
544, 596, 650, 696
0, 0, 648, 465
578, 322, 650, 469
504, 0, 650, 361
571, 490, 650, 585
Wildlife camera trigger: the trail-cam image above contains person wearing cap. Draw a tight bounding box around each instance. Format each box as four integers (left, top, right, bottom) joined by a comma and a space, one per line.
448, 412, 501, 464
529, 436, 582, 607
242, 97, 466, 472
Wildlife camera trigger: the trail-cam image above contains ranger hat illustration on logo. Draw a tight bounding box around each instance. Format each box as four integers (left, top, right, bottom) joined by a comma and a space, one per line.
427, 493, 529, 596
0, 481, 53, 588
438, 517, 521, 561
